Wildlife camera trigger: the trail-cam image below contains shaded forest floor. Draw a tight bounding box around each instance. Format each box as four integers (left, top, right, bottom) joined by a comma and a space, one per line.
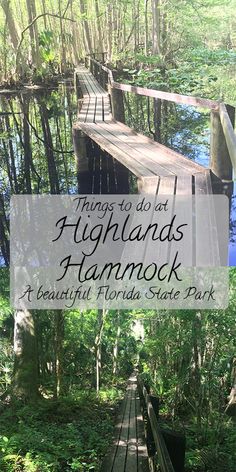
0, 387, 124, 472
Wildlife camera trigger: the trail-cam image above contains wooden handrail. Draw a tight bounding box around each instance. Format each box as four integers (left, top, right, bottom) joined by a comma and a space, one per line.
138, 379, 176, 472
112, 81, 219, 110
86, 56, 236, 176
87, 56, 219, 109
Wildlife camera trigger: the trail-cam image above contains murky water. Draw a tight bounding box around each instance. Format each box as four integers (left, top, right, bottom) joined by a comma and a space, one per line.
0, 82, 235, 265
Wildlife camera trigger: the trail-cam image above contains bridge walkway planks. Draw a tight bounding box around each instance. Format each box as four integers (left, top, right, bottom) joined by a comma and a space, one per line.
73, 66, 222, 266
74, 66, 214, 196
100, 374, 149, 472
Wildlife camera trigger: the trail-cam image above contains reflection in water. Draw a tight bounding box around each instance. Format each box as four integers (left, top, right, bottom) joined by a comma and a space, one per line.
0, 81, 78, 267
0, 82, 78, 196
0, 84, 235, 265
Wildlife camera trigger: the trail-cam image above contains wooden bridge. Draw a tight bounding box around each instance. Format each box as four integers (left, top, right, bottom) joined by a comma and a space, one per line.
73, 55, 236, 197
100, 373, 185, 472
100, 374, 149, 472
72, 58, 236, 470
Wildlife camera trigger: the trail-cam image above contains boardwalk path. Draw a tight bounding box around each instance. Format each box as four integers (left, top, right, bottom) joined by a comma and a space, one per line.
100, 374, 149, 472
74, 66, 214, 196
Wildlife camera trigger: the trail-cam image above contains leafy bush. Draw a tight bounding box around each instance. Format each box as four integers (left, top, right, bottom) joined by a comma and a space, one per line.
0, 389, 122, 472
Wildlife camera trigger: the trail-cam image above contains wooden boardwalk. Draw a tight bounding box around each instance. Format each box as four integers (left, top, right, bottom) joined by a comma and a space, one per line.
74, 66, 215, 196
100, 374, 149, 472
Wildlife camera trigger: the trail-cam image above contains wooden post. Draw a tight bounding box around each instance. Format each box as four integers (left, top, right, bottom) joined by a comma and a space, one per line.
74, 72, 83, 100
74, 70, 78, 96
161, 428, 186, 472
109, 86, 125, 123
115, 161, 129, 193
150, 395, 159, 420
73, 127, 91, 193
210, 104, 235, 181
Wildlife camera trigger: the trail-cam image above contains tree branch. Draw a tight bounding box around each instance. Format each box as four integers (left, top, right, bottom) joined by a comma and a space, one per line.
15, 13, 76, 73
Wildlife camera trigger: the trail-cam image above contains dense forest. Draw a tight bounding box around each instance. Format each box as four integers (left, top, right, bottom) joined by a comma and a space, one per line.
0, 0, 236, 471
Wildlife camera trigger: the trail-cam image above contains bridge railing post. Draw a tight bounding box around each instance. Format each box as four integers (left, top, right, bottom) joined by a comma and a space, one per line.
109, 85, 125, 123
210, 104, 235, 182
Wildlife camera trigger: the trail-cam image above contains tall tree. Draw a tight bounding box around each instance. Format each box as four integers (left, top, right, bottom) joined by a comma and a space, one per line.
152, 0, 160, 55
13, 309, 39, 400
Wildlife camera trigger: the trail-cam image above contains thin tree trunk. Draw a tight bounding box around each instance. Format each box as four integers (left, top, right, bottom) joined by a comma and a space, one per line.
152, 0, 160, 55
54, 310, 64, 398
80, 0, 93, 54
0, 195, 10, 266
94, 0, 103, 53
13, 309, 39, 400
112, 311, 121, 377
22, 97, 32, 193
144, 0, 149, 55
58, 0, 66, 72
192, 312, 202, 432
1, 0, 20, 51
94, 308, 106, 393
39, 102, 60, 194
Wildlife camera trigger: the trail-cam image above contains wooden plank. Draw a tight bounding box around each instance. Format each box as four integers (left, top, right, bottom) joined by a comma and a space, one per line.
100, 393, 129, 472
175, 174, 193, 195
157, 175, 176, 195
101, 375, 148, 472
157, 176, 177, 267
112, 386, 132, 471
138, 176, 159, 194
219, 103, 236, 175
77, 96, 91, 122
107, 120, 205, 174
102, 96, 112, 120
170, 174, 194, 267
112, 81, 219, 110
194, 171, 220, 266
95, 96, 104, 122
126, 384, 138, 471
94, 122, 175, 177
75, 122, 155, 179
136, 395, 149, 472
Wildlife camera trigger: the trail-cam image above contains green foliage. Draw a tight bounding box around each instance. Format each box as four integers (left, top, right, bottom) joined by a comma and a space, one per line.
119, 47, 236, 102
0, 389, 122, 472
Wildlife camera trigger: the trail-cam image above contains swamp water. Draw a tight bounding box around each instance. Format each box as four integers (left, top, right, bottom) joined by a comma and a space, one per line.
0, 81, 235, 264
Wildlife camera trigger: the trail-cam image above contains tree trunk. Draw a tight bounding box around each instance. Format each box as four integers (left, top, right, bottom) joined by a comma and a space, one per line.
1, 0, 20, 51
94, 0, 103, 53
22, 97, 32, 193
152, 0, 160, 55
0, 194, 10, 266
53, 310, 64, 398
94, 308, 106, 393
25, 0, 40, 67
226, 357, 236, 421
192, 312, 202, 432
144, 0, 149, 55
39, 101, 60, 194
80, 0, 93, 54
13, 309, 39, 400
58, 0, 66, 72
112, 311, 121, 377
